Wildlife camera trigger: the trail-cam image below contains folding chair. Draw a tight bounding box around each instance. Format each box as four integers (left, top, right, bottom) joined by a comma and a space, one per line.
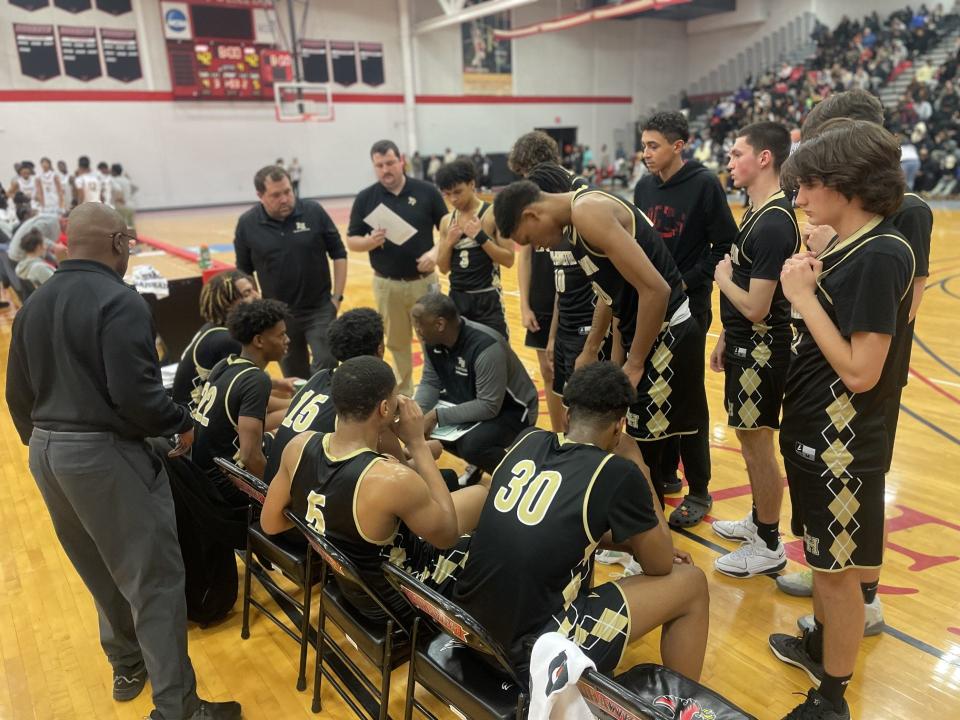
578, 664, 757, 720
382, 562, 528, 720
213, 457, 320, 691
285, 511, 409, 719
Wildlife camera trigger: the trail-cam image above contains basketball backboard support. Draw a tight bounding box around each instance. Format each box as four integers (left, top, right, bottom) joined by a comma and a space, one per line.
273, 81, 334, 123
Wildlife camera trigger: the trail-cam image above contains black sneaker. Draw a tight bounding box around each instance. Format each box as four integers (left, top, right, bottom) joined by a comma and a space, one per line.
457, 464, 483, 487
769, 631, 825, 687
782, 689, 850, 719
113, 666, 147, 701
186, 700, 243, 719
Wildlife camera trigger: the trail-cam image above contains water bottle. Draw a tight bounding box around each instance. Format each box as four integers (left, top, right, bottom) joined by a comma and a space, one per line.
198, 244, 212, 270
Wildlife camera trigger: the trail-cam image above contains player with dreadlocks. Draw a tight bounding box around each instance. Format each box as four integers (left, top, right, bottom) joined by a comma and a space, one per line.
173, 271, 296, 421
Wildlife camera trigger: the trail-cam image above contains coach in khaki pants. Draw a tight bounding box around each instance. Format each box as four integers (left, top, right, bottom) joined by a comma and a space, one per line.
347, 139, 447, 395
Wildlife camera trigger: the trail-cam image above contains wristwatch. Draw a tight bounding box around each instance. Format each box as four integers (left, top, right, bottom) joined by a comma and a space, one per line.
332, 293, 345, 302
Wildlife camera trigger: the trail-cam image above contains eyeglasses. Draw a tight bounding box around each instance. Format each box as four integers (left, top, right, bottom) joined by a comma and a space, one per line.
111, 230, 138, 249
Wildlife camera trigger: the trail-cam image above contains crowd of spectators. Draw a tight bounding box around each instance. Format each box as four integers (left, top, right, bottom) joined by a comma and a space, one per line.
687, 4, 960, 198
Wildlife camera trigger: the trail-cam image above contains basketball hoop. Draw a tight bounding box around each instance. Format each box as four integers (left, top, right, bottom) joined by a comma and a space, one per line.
273, 81, 334, 123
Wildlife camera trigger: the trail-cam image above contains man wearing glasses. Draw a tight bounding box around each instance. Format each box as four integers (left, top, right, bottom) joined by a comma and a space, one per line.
6, 203, 241, 720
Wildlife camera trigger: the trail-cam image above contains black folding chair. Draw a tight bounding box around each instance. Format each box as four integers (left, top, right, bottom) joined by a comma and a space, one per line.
285, 511, 409, 719
213, 457, 320, 692
382, 562, 528, 720
579, 664, 757, 720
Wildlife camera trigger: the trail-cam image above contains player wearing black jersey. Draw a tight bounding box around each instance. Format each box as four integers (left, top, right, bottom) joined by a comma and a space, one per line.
767, 121, 914, 720
260, 356, 488, 623
172, 270, 260, 407
454, 362, 708, 677
509, 132, 570, 430
190, 299, 289, 503
436, 159, 513, 338
523, 163, 608, 412
710, 123, 799, 579
778, 91, 934, 637
494, 179, 714, 528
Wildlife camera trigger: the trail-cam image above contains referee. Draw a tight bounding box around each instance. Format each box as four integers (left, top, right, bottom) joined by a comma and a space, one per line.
234, 165, 347, 378
347, 139, 447, 396
6, 203, 240, 720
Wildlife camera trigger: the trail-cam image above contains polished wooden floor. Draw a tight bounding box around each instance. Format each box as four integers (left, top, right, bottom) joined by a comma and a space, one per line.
2, 198, 959, 719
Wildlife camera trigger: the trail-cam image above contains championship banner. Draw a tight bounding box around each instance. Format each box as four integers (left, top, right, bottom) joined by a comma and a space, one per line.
461, 0, 512, 95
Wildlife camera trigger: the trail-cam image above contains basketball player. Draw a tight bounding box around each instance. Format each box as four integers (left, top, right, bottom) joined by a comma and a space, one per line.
56, 160, 73, 209
635, 111, 736, 508
454, 362, 708, 677
522, 164, 609, 411
34, 157, 64, 217
494, 178, 714, 528
190, 299, 290, 500
435, 158, 513, 338
75, 156, 105, 204
776, 90, 934, 639
9, 161, 37, 208
260, 355, 488, 622
173, 270, 269, 407
509, 131, 569, 430
709, 122, 799, 578
767, 120, 914, 720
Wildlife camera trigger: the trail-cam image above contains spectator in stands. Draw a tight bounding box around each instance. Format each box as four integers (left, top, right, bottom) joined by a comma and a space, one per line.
900, 134, 921, 190
15, 229, 54, 288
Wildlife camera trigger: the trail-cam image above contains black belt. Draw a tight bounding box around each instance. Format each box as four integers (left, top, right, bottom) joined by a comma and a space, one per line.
375, 271, 432, 282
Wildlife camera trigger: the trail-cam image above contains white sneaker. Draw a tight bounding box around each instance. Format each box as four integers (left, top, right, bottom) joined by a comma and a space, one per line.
714, 537, 787, 578
712, 512, 757, 542
595, 550, 644, 576
797, 597, 885, 637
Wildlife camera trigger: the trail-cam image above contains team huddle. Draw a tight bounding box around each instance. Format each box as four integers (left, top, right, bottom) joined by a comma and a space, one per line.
6, 88, 930, 720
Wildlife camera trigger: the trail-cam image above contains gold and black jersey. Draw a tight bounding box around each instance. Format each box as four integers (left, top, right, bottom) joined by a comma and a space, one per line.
780, 217, 915, 477
453, 429, 658, 666
288, 432, 411, 617
448, 202, 499, 293
171, 323, 241, 408
567, 187, 685, 350
263, 368, 336, 483
189, 354, 272, 476
720, 190, 800, 368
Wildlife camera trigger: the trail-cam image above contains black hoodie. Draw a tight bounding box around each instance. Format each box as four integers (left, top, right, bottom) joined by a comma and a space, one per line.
634, 160, 737, 316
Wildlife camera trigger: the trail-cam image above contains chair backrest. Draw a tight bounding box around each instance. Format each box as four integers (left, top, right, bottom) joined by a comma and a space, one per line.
214, 457, 269, 505
284, 509, 409, 630
584, 664, 758, 720
382, 561, 527, 691
576, 669, 661, 720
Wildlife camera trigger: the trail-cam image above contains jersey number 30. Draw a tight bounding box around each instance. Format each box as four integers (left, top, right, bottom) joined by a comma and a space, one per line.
493, 459, 561, 526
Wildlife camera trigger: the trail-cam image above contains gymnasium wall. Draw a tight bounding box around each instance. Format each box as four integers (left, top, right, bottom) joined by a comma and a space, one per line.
0, 0, 653, 208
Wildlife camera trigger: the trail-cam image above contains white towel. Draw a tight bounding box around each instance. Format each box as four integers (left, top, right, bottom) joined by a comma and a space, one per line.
528, 632, 596, 720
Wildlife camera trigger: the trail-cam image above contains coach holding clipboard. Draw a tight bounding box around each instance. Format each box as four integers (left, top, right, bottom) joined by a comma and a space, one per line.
346, 139, 447, 396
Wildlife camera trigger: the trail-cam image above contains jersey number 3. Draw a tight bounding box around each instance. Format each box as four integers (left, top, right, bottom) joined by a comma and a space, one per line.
493, 459, 561, 526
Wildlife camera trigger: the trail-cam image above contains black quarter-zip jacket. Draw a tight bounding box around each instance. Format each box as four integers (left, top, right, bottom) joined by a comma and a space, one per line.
7, 259, 193, 444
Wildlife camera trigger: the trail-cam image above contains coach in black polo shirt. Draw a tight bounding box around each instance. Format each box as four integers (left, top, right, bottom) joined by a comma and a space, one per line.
346, 139, 447, 396
234, 165, 347, 378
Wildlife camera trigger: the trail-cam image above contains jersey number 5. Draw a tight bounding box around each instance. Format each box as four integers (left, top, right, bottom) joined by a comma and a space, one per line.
305, 490, 326, 534
493, 459, 562, 526
191, 384, 218, 428
282, 390, 330, 433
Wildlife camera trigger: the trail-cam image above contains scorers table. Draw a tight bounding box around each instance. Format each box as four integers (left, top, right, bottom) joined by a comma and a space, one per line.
126, 238, 234, 362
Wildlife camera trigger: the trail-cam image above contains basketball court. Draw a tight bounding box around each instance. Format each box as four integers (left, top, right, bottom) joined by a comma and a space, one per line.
2, 0, 960, 718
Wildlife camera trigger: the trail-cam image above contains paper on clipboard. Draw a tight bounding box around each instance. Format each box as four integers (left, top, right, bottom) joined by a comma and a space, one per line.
429, 400, 480, 442
364, 203, 417, 245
